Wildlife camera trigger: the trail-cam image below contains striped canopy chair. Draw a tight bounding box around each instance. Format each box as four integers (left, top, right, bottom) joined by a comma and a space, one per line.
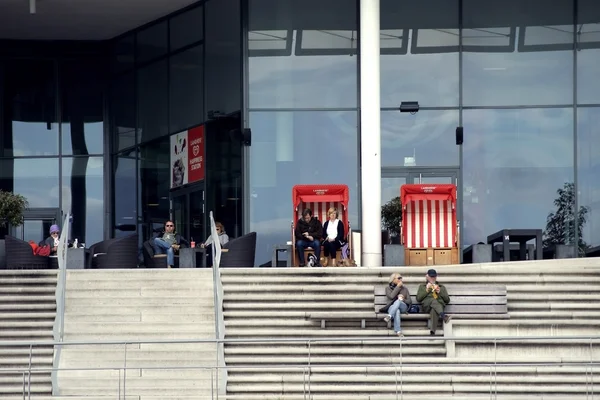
291, 184, 351, 267
400, 184, 459, 266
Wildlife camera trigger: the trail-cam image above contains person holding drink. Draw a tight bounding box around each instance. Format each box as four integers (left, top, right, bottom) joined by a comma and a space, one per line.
416, 269, 451, 335
382, 273, 412, 337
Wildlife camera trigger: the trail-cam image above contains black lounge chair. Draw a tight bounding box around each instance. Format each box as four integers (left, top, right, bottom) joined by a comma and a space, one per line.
142, 239, 181, 268
4, 235, 50, 269
220, 232, 257, 268
88, 234, 138, 269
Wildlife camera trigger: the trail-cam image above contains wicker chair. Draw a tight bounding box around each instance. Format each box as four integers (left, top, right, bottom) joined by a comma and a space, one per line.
220, 232, 257, 268
4, 235, 50, 270
88, 234, 138, 269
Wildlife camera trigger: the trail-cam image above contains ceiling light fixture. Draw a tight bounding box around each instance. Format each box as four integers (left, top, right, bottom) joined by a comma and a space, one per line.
29, 0, 36, 14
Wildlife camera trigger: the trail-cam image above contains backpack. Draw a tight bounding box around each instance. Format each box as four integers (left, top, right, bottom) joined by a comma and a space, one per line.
29, 241, 51, 257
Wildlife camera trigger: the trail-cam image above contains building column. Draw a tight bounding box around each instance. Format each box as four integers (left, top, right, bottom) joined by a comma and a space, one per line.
359, 0, 382, 267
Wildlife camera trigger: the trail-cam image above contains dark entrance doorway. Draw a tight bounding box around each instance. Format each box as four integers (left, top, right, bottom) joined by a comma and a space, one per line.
171, 184, 205, 244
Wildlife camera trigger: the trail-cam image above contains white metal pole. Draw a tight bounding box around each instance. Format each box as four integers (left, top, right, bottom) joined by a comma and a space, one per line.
359, 0, 382, 267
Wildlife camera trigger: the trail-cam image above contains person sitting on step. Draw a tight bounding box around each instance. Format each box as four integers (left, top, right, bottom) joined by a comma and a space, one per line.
383, 273, 412, 337
416, 269, 451, 335
152, 220, 188, 268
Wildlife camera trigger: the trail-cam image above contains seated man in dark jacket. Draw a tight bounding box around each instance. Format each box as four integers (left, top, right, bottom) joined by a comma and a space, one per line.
294, 209, 323, 267
152, 220, 189, 268
416, 269, 451, 335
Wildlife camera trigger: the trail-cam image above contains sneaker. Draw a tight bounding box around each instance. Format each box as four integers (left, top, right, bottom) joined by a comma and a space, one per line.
430, 330, 436, 336
396, 331, 404, 337
443, 314, 452, 324
299, 264, 306, 267
383, 315, 391, 323
317, 263, 323, 268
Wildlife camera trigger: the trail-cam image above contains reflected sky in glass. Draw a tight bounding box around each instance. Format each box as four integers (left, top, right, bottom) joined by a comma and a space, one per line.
462, 108, 574, 245
9, 122, 58, 157
61, 122, 104, 156
62, 157, 104, 246
0, 158, 60, 207
577, 107, 600, 248
381, 110, 459, 167
249, 111, 358, 265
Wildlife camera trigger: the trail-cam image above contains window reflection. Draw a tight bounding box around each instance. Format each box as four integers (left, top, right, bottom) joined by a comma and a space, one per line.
462, 108, 574, 246
380, 0, 459, 107
62, 157, 104, 246
136, 21, 168, 65
577, 108, 600, 250
112, 72, 137, 151
0, 158, 59, 208
139, 138, 171, 242
462, 0, 574, 106
137, 60, 169, 144
170, 6, 203, 51
169, 45, 204, 133
205, 0, 241, 119
381, 110, 459, 167
249, 111, 358, 265
2, 60, 58, 156
61, 61, 104, 155
113, 150, 138, 237
577, 0, 600, 104
248, 0, 357, 108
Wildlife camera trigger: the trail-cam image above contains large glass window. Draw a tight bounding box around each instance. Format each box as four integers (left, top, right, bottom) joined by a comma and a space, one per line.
462, 108, 574, 246
248, 0, 358, 109
61, 61, 104, 155
381, 110, 459, 166
380, 0, 459, 107
136, 21, 168, 65
139, 138, 171, 241
112, 34, 135, 74
205, 0, 241, 119
137, 60, 169, 144
112, 72, 137, 151
462, 0, 574, 106
113, 150, 138, 237
0, 158, 60, 208
249, 110, 358, 265
577, 107, 600, 250
170, 6, 204, 51
62, 157, 104, 245
577, 0, 600, 104
169, 45, 204, 133
2, 60, 58, 157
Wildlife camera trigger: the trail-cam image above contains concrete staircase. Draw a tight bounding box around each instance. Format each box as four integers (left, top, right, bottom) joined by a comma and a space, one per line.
0, 269, 57, 400
221, 258, 600, 400
55, 269, 217, 400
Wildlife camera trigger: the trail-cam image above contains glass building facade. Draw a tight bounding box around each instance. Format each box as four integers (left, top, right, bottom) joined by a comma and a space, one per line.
1, 0, 600, 266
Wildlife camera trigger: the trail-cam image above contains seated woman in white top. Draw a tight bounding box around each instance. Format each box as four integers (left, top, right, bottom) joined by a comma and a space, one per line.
201, 222, 230, 267
201, 222, 230, 247
321, 207, 345, 267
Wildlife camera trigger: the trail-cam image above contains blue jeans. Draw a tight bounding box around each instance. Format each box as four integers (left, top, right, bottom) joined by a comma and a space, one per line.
296, 239, 321, 264
153, 238, 175, 267
388, 299, 408, 332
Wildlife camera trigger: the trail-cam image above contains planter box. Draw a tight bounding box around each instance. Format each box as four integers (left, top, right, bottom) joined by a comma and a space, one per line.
383, 244, 404, 266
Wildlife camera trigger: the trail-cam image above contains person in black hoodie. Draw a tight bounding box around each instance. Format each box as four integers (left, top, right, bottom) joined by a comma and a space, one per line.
295, 209, 323, 267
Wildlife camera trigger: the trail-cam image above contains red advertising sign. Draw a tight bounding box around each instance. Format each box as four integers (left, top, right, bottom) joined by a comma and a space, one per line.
188, 125, 205, 183
170, 125, 205, 189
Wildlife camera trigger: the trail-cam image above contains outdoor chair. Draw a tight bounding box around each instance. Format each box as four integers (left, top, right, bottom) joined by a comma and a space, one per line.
4, 235, 51, 269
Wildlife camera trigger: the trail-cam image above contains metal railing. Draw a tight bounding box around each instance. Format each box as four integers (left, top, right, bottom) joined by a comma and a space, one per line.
2, 335, 598, 400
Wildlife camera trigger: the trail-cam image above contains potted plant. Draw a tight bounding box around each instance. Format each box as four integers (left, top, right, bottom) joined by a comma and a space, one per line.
0, 191, 28, 268
381, 196, 402, 244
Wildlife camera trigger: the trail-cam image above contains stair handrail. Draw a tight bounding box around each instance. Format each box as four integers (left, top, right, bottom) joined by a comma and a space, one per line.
209, 211, 227, 398
51, 210, 71, 395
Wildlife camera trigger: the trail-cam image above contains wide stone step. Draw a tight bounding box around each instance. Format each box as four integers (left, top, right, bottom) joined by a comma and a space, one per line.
65, 312, 215, 323
224, 328, 442, 337
0, 312, 56, 321
65, 289, 214, 298
0, 303, 55, 311
64, 297, 212, 307
224, 345, 444, 356
226, 382, 595, 393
